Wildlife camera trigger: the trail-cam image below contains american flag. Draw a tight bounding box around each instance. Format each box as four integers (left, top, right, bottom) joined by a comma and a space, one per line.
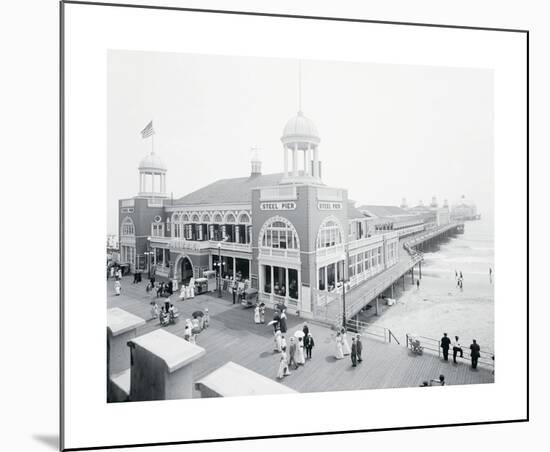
141, 120, 155, 138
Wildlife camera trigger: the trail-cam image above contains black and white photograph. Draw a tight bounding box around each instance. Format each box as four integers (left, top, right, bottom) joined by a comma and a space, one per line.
56, 2, 530, 450
106, 50, 495, 402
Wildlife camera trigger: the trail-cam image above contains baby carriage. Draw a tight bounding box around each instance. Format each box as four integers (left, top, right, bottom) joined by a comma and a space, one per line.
408, 334, 424, 355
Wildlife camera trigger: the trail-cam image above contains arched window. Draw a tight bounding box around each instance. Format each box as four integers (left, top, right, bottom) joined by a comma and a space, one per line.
172, 213, 180, 223
213, 213, 223, 224
225, 213, 236, 223
121, 217, 135, 236
181, 213, 189, 222
238, 212, 251, 224
317, 218, 343, 248
191, 213, 200, 223
260, 217, 299, 250
201, 213, 211, 223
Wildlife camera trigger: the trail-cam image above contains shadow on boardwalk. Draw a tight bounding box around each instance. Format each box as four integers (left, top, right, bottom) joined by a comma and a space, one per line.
108, 276, 493, 395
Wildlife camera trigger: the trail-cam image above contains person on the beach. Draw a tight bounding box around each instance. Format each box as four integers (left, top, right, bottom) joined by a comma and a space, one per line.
440, 333, 451, 361
470, 339, 481, 369
416, 279, 420, 289
452, 336, 463, 363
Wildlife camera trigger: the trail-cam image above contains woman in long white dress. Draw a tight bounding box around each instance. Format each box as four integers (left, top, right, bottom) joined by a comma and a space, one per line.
335, 332, 344, 359
274, 329, 282, 352
342, 328, 351, 356
254, 306, 261, 324
277, 350, 290, 379
296, 337, 306, 365
114, 280, 121, 296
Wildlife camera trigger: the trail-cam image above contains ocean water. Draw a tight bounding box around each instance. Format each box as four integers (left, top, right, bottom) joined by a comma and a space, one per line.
369, 219, 495, 352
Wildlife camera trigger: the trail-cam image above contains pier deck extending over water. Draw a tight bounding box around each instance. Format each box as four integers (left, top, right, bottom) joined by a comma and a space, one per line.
317, 223, 464, 325
108, 275, 492, 396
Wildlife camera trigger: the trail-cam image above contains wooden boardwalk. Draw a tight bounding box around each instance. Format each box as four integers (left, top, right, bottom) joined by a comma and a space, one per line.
108, 277, 493, 396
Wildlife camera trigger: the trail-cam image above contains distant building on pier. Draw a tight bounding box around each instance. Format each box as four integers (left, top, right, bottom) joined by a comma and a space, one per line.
451, 195, 480, 221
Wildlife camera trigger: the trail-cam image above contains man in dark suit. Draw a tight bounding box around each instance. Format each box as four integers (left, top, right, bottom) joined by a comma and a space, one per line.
356, 334, 363, 363
470, 339, 481, 369
302, 322, 309, 338
351, 337, 358, 367
304, 333, 315, 359
232, 284, 237, 304
440, 333, 451, 361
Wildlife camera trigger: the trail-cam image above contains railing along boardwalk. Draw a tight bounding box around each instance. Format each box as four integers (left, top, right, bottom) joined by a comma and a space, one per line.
107, 277, 493, 395
316, 223, 463, 326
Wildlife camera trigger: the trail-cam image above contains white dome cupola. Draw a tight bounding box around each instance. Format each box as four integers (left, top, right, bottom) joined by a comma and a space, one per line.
138, 151, 168, 198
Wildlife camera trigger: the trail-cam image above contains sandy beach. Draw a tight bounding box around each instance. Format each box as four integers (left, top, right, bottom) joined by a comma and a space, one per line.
365, 219, 495, 352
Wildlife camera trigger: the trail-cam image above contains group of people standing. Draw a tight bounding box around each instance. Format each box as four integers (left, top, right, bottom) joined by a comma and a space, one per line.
455, 270, 464, 290
440, 332, 482, 369
335, 328, 363, 367
277, 322, 315, 379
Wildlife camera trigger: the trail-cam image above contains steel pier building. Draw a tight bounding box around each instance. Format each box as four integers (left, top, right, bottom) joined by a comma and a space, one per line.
118, 110, 416, 318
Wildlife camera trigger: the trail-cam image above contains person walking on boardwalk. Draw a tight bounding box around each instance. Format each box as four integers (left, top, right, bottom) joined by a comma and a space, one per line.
279, 308, 288, 333
304, 333, 315, 359
341, 328, 351, 356
470, 339, 481, 369
296, 336, 306, 365
281, 335, 287, 351
277, 346, 291, 379
356, 334, 363, 363
232, 284, 237, 304
254, 305, 261, 324
440, 333, 451, 361
114, 280, 121, 296
274, 328, 282, 353
150, 301, 159, 320
350, 337, 358, 367
452, 336, 463, 363
288, 337, 298, 369
302, 322, 309, 338
259, 304, 265, 324
335, 331, 344, 360
203, 308, 210, 328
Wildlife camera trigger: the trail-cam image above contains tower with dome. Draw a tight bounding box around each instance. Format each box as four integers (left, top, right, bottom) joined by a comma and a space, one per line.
117, 98, 404, 319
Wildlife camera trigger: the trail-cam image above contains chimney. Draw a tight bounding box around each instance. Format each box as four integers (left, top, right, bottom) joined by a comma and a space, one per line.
250, 146, 262, 177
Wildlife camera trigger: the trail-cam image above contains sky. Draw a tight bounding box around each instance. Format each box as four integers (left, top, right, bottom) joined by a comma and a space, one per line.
107, 50, 494, 235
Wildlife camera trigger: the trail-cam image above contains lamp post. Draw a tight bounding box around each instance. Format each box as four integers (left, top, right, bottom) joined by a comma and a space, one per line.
146, 237, 152, 279
342, 243, 349, 329
217, 242, 222, 298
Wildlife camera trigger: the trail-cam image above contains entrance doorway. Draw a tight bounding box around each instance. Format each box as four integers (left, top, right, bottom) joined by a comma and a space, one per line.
179, 256, 194, 284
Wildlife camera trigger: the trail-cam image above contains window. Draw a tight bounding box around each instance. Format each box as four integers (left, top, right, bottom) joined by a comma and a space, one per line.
121, 217, 135, 236
317, 219, 343, 248
151, 222, 164, 237
260, 217, 299, 250
356, 252, 364, 274
348, 254, 356, 278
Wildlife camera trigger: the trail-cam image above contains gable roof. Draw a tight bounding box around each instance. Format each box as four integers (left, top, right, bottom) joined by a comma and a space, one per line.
173, 173, 284, 206
358, 205, 409, 218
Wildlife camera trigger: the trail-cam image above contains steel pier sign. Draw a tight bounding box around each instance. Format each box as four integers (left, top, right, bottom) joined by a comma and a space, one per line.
260, 201, 297, 211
